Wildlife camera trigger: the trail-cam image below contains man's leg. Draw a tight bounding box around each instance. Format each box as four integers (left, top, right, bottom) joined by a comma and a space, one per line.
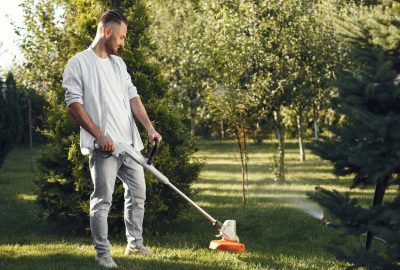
117, 155, 146, 249
89, 150, 122, 258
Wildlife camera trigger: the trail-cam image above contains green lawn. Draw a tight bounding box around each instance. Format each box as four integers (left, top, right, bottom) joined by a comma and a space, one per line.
0, 140, 387, 269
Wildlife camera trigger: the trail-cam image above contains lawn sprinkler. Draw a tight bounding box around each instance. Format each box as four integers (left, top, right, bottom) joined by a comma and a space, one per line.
95, 141, 246, 253
320, 217, 390, 246
321, 217, 340, 228
321, 217, 331, 226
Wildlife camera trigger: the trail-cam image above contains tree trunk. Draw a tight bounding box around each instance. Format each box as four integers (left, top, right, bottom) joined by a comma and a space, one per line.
254, 122, 263, 144
243, 122, 249, 198
28, 96, 33, 170
235, 123, 249, 205
328, 109, 334, 139
366, 181, 387, 249
296, 108, 306, 162
273, 109, 285, 182
313, 103, 320, 140
220, 119, 225, 140
190, 106, 195, 137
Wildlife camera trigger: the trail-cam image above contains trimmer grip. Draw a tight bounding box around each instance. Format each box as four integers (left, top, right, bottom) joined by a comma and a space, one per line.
146, 139, 158, 165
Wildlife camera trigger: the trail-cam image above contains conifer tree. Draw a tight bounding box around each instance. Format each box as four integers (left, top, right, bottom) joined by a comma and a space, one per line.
0, 77, 5, 166
20, 0, 201, 232
309, 2, 400, 268
0, 72, 23, 168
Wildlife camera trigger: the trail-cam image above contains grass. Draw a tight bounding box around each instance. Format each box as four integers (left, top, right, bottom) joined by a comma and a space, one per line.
0, 140, 389, 269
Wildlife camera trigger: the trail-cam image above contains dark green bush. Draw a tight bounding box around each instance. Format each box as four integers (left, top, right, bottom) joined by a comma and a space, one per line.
0, 72, 23, 168
31, 0, 202, 233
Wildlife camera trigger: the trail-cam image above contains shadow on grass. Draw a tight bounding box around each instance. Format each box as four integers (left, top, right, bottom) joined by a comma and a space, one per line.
0, 254, 235, 270
196, 178, 350, 188
0, 195, 83, 245
201, 163, 334, 175
197, 140, 302, 152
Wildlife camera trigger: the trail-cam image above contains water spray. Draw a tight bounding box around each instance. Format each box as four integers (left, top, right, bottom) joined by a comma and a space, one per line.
289, 197, 390, 248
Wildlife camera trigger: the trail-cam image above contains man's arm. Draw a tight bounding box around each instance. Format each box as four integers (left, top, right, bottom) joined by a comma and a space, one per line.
68, 102, 115, 151
130, 96, 162, 144
63, 58, 113, 151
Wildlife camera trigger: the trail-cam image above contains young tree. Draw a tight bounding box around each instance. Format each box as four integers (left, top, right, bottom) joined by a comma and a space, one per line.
201, 1, 265, 203
248, 0, 309, 178
148, 0, 209, 137
248, 0, 343, 165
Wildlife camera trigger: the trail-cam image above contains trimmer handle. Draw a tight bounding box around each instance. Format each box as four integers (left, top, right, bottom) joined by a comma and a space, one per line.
146, 139, 158, 165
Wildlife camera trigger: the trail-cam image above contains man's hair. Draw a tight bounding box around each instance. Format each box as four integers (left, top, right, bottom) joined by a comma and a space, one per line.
99, 9, 128, 26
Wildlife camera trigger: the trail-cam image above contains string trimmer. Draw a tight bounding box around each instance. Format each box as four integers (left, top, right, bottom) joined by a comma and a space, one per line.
96, 141, 246, 252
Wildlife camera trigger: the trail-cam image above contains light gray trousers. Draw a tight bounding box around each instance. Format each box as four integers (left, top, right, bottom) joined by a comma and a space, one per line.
89, 149, 146, 257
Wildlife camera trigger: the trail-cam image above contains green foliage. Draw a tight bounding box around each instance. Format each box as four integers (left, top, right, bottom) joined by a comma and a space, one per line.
0, 72, 23, 168
309, 187, 400, 270
310, 2, 400, 268
148, 0, 357, 179
20, 0, 201, 233
148, 0, 209, 136
314, 47, 400, 186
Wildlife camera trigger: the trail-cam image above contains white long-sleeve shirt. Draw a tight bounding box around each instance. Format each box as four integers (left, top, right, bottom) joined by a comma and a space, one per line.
63, 47, 144, 155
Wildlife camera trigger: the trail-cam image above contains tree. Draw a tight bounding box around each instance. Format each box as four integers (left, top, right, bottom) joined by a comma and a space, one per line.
148, 0, 209, 137
151, 1, 261, 203
287, 0, 343, 161
148, 0, 347, 183
248, 0, 310, 178
0, 41, 4, 75
202, 1, 266, 203
245, 0, 343, 167
309, 2, 400, 268
20, 0, 201, 232
0, 72, 23, 168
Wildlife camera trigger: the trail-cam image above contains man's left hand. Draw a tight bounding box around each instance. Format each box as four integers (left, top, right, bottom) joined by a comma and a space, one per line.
148, 128, 162, 145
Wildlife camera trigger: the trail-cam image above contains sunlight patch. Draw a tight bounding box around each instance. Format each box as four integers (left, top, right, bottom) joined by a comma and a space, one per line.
17, 193, 37, 201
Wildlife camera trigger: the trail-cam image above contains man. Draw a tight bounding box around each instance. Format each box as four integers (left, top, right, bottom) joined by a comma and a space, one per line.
63, 9, 162, 268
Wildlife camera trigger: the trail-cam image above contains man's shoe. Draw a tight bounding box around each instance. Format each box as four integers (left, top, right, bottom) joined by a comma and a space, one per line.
124, 245, 153, 256
95, 255, 118, 268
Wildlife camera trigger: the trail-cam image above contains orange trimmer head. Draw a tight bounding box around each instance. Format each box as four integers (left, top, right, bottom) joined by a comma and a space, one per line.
209, 240, 246, 252
209, 220, 246, 253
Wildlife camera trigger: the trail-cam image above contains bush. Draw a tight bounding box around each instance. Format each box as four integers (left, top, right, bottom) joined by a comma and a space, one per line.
36, 101, 202, 233
32, 0, 202, 233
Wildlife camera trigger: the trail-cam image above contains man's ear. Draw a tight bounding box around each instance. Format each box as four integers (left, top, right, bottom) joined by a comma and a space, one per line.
103, 26, 113, 38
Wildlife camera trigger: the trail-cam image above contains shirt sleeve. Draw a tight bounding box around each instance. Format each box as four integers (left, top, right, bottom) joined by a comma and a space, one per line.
63, 57, 84, 106
121, 60, 139, 100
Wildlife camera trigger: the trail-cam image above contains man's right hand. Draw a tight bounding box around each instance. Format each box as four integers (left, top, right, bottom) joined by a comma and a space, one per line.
96, 133, 115, 152
67, 103, 115, 152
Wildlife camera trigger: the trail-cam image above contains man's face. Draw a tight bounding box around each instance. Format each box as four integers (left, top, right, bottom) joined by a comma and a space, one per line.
103, 22, 127, 55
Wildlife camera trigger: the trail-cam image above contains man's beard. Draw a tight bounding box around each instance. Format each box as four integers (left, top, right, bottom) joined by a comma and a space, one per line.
104, 38, 118, 55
